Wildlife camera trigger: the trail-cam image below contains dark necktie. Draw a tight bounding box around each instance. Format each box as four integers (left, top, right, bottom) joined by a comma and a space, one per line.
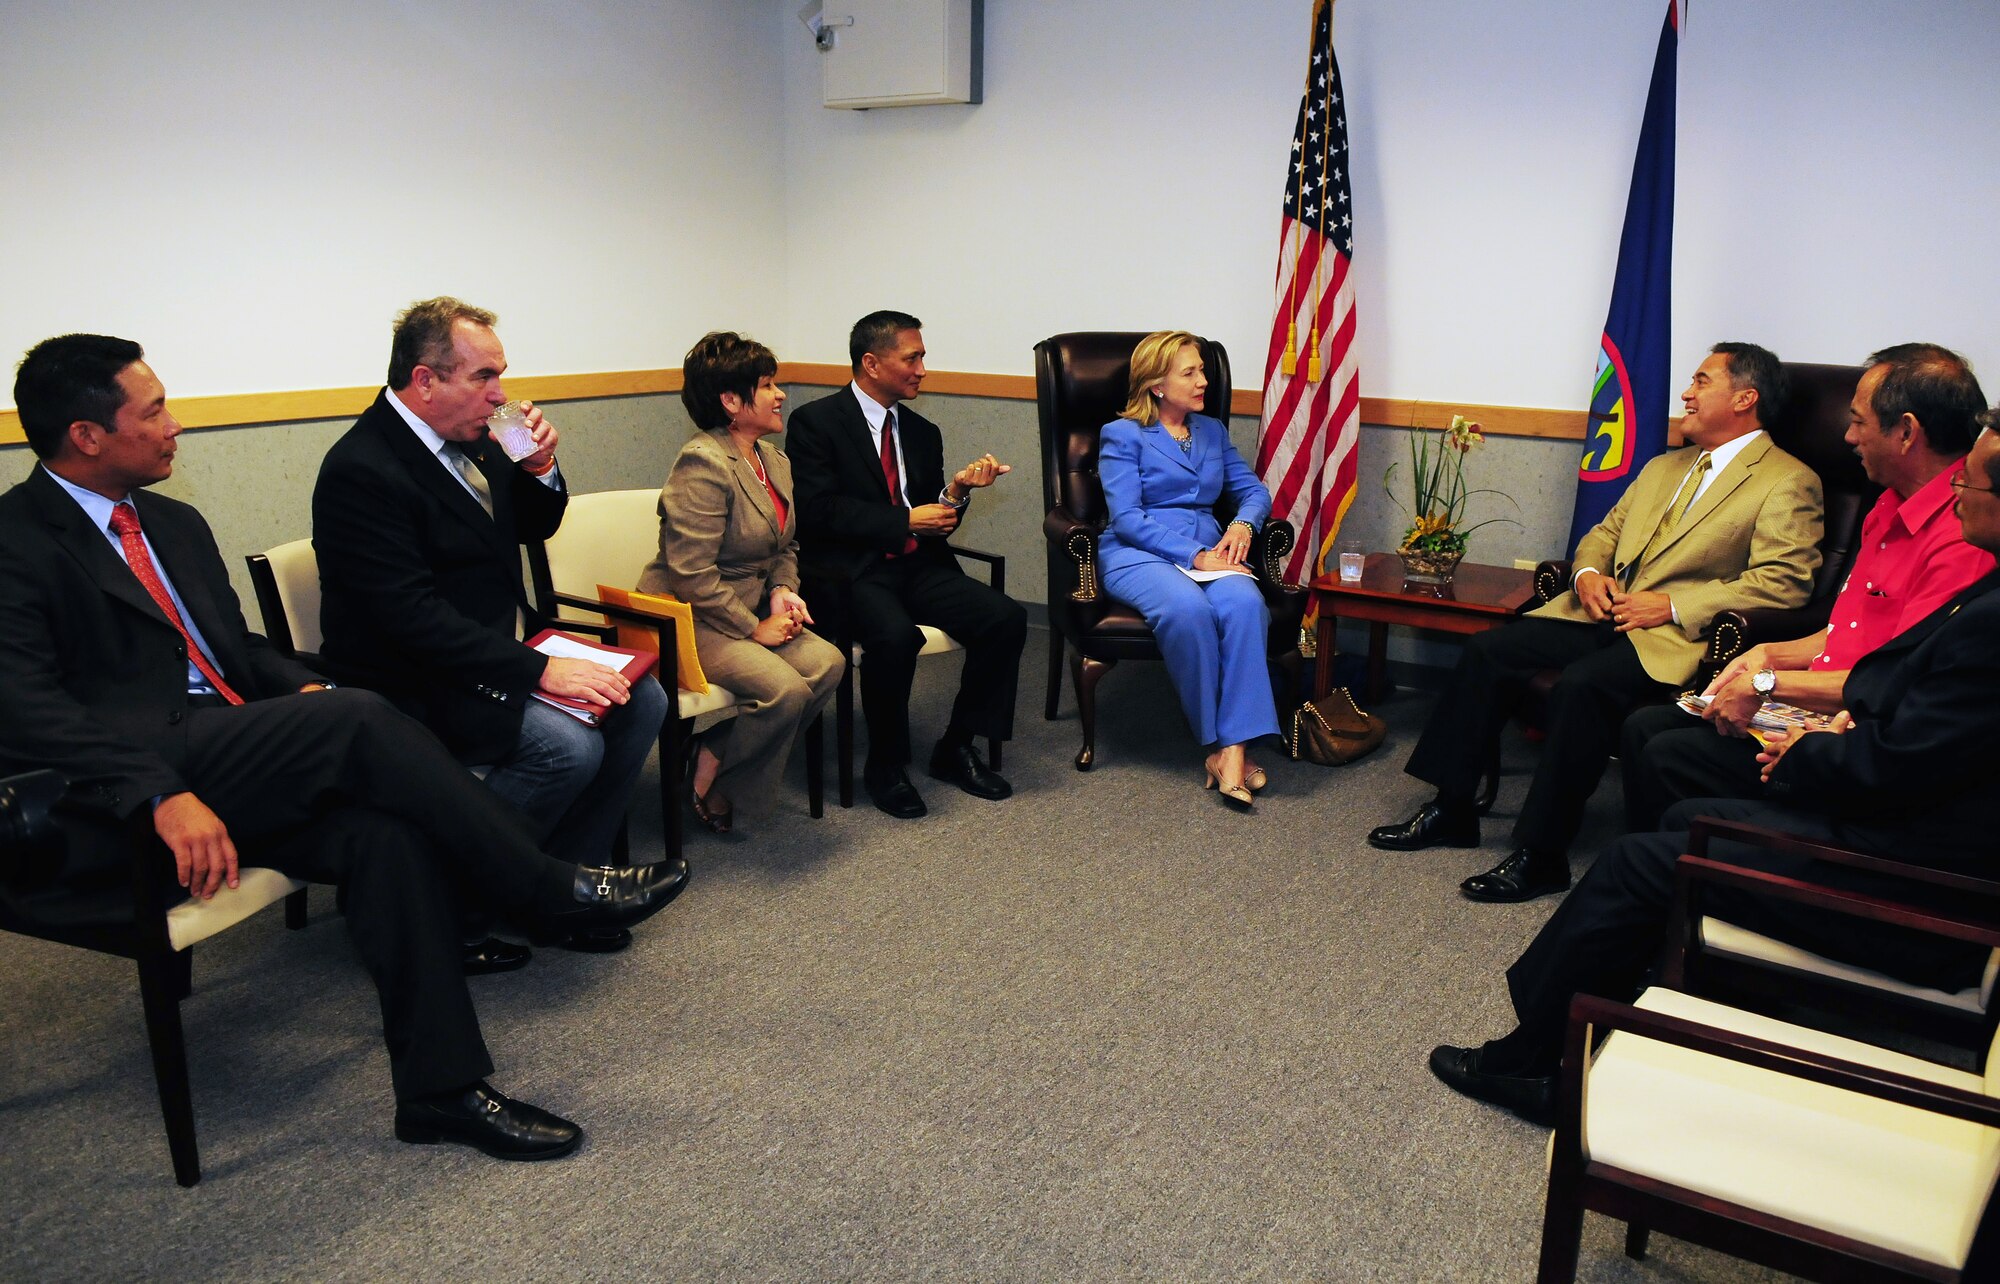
108, 502, 244, 705
880, 411, 918, 556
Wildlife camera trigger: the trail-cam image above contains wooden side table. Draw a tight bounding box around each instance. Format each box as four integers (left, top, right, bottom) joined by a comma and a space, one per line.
1310, 554, 1536, 700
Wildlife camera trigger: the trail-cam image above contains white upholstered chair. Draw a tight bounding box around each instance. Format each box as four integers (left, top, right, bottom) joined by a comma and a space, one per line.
1537, 818, 2000, 1280
1664, 816, 2000, 1052
1, 778, 307, 1186
1541, 987, 2000, 1281
523, 487, 825, 850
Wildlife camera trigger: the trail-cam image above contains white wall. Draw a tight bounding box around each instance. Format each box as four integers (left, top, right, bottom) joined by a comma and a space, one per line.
5, 1, 1996, 414
0, 0, 786, 397
781, 0, 2000, 414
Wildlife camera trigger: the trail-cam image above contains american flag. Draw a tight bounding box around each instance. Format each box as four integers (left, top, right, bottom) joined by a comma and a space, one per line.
1256, 0, 1359, 595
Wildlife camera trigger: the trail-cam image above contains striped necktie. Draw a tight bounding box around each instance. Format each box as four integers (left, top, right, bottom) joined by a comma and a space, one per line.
1640, 451, 1711, 565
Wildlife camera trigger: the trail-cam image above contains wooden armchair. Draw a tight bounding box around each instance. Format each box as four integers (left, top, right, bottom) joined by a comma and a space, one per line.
0, 772, 309, 1186
798, 549, 1005, 808
1664, 815, 2000, 1054
523, 488, 825, 848
1535, 816, 2000, 1280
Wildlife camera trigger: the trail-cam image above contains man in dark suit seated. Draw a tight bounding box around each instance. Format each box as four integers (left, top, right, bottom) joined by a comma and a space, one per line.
0, 335, 686, 1159
313, 298, 669, 961
786, 310, 1027, 819
1367, 343, 1824, 903
1620, 343, 1993, 830
1429, 417, 2000, 1125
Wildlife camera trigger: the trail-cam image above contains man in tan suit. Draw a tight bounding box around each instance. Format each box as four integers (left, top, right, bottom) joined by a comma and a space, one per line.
1367, 342, 1823, 901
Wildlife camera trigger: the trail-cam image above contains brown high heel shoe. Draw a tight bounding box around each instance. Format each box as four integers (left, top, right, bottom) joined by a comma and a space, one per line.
1203, 754, 1254, 811
685, 737, 733, 834
1243, 763, 1269, 793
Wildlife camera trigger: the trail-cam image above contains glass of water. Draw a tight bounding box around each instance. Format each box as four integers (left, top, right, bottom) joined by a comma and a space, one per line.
486, 401, 540, 461
1337, 541, 1366, 583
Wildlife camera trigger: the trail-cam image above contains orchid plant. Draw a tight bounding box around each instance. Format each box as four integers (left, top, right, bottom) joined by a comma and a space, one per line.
1384, 415, 1520, 559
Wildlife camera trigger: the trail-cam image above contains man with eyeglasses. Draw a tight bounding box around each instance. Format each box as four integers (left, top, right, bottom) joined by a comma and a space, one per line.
1429, 408, 2000, 1126
1620, 343, 1993, 829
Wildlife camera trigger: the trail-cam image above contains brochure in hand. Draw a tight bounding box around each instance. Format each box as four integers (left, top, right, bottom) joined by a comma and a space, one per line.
1676, 689, 1837, 748
527, 629, 661, 725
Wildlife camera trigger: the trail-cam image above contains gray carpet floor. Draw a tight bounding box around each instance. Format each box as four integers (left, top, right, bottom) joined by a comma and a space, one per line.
2, 632, 1791, 1282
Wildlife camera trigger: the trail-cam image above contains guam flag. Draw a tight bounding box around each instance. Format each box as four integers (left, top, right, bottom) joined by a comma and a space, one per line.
1567, 0, 1678, 552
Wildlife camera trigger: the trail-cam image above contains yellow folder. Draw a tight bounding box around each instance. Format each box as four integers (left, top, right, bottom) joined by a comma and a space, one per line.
594, 584, 708, 693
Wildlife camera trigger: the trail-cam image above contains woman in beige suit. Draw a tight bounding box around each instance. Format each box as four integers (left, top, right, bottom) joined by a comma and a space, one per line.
639, 332, 844, 833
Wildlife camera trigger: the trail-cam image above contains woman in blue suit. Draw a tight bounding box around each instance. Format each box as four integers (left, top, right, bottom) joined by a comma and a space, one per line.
1098, 330, 1280, 808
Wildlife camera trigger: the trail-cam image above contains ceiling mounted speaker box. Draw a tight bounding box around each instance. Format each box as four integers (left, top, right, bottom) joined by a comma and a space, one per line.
816, 0, 982, 109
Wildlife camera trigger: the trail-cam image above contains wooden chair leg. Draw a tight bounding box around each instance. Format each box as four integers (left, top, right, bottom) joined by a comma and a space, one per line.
135, 950, 201, 1186
283, 886, 308, 930
836, 662, 856, 808
805, 711, 825, 819
659, 714, 686, 861
171, 945, 194, 1001
1535, 1176, 1586, 1283
1070, 652, 1114, 771
1044, 628, 1064, 719
1623, 1222, 1649, 1260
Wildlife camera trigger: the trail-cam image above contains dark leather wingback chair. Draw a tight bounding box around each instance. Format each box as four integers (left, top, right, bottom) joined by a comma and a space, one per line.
1034, 332, 1309, 769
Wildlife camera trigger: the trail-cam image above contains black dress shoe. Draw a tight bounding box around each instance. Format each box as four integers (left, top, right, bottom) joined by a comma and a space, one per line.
461, 936, 532, 975
1428, 1045, 1557, 1126
544, 857, 689, 933
867, 769, 928, 819
394, 1082, 583, 1161
1367, 799, 1479, 851
928, 742, 1012, 800
1460, 848, 1570, 903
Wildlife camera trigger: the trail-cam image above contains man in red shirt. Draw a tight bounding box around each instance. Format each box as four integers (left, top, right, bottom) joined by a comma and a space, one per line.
1620, 342, 1991, 828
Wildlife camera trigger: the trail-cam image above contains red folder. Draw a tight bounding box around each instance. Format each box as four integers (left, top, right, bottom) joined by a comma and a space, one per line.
526, 629, 661, 725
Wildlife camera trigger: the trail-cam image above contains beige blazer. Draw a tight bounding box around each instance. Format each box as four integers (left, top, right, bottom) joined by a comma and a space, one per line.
639, 429, 800, 640
1530, 432, 1824, 684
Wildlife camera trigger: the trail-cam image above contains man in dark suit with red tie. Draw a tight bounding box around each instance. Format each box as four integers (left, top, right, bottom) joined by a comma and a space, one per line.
0, 334, 685, 1160
786, 311, 1027, 819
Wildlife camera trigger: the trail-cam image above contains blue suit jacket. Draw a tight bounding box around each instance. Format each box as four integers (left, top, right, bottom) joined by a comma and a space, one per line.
1096, 413, 1272, 576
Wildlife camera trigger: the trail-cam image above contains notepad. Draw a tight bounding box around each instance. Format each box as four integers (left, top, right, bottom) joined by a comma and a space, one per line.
526, 629, 660, 724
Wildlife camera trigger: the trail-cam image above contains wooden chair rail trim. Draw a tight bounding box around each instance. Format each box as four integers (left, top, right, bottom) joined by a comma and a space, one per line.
0, 364, 1615, 445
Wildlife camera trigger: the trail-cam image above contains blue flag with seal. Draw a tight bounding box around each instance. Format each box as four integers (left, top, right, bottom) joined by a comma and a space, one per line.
1568, 0, 1678, 553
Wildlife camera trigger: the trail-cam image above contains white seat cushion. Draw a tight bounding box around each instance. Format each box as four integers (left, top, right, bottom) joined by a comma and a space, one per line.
1701, 916, 1999, 1015
165, 867, 305, 951
678, 683, 737, 719
853, 625, 961, 661
1584, 987, 2000, 1269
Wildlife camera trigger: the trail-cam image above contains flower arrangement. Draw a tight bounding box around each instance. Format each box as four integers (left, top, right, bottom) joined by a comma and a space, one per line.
1384, 415, 1519, 580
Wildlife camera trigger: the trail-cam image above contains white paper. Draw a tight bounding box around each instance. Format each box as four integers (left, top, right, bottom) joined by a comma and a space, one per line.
1180, 566, 1254, 583
532, 632, 632, 668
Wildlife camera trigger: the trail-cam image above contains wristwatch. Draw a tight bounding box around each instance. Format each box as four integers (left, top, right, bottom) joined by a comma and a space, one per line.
1751, 667, 1778, 699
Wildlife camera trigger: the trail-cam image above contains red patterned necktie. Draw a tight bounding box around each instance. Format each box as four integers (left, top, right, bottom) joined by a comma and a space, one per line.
880, 411, 918, 556
108, 502, 244, 705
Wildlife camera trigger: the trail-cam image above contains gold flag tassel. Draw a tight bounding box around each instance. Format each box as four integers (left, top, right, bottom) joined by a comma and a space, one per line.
1282, 322, 1298, 376
1307, 324, 1323, 383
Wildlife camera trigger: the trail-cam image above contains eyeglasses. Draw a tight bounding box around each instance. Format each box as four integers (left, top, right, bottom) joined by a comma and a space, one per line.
1949, 473, 1997, 496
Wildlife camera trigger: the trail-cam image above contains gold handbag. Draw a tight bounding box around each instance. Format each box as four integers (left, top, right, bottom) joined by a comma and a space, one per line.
1287, 687, 1387, 766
